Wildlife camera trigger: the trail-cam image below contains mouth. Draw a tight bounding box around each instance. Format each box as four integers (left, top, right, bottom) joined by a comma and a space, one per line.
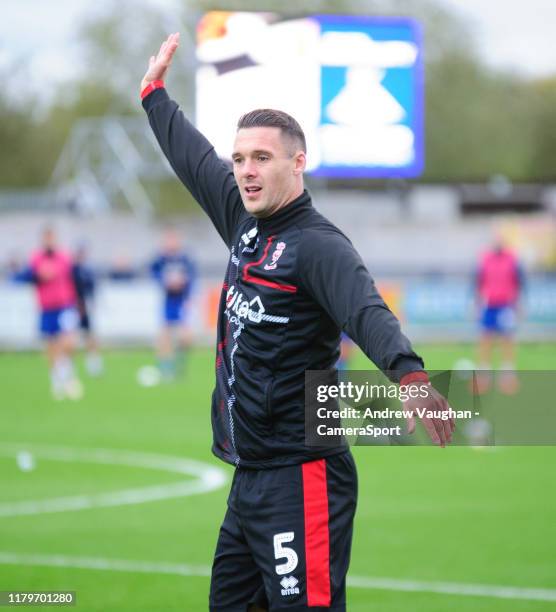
244, 185, 262, 197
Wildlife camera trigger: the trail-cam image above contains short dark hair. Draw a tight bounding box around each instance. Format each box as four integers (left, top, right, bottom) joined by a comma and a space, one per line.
237, 109, 307, 154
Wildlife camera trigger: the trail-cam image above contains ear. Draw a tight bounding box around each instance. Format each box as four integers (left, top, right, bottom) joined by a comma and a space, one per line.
292, 151, 306, 176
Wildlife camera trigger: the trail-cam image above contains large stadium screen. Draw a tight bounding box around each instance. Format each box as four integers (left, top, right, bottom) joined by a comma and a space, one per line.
196, 12, 424, 179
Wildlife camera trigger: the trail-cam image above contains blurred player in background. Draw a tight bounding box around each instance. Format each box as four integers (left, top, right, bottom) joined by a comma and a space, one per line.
72, 243, 104, 377
14, 227, 83, 400
151, 228, 197, 380
337, 332, 355, 370
475, 236, 525, 393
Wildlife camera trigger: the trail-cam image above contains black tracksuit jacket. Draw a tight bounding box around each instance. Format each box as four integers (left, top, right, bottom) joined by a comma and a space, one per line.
143, 87, 424, 469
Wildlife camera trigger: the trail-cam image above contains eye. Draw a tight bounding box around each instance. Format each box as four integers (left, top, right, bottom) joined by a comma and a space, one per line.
257, 155, 269, 162
232, 157, 242, 165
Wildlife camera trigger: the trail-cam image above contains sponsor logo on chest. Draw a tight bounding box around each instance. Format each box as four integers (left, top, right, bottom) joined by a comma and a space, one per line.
225, 285, 265, 323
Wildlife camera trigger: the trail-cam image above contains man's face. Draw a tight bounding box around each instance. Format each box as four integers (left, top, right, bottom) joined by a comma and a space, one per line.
163, 230, 181, 254
232, 127, 305, 218
42, 228, 56, 251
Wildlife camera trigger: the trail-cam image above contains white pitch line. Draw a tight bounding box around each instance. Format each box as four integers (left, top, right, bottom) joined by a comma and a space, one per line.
1, 552, 555, 603
0, 444, 228, 517
0, 552, 211, 578
346, 575, 556, 602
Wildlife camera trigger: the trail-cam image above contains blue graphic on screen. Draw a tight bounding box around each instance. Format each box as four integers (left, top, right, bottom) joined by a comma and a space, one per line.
313, 16, 423, 178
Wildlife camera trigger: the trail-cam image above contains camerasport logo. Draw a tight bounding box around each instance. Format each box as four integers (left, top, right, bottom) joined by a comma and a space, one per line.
264, 241, 286, 270
226, 285, 265, 323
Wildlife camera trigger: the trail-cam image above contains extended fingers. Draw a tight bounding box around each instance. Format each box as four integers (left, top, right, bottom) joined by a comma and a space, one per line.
431, 391, 456, 446
156, 33, 179, 61
423, 418, 441, 446
432, 417, 446, 447
164, 32, 180, 56
142, 34, 179, 91
439, 400, 453, 444
442, 418, 453, 444
404, 390, 456, 447
442, 397, 456, 438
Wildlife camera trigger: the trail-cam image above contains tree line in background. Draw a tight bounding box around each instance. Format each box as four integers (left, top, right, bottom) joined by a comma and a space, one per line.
3, 0, 556, 194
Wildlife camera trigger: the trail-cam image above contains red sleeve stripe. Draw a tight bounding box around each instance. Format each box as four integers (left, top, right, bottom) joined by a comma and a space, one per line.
400, 371, 430, 386
140, 80, 165, 100
302, 459, 331, 607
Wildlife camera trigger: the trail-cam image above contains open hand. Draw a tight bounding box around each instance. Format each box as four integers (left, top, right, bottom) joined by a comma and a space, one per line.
404, 383, 455, 447
141, 32, 180, 93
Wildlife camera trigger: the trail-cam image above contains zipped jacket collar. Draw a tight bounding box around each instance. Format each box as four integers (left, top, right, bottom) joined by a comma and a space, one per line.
256, 190, 312, 235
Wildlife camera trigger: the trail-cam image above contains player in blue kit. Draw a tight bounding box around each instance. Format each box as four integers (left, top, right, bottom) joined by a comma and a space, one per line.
151, 228, 197, 379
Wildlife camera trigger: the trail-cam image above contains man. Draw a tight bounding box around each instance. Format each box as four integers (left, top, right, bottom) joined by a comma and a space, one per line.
151, 228, 197, 379
475, 237, 524, 394
73, 242, 104, 377
141, 33, 453, 612
17, 227, 83, 400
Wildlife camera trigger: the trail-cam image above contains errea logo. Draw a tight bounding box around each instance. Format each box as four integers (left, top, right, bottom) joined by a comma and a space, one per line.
280, 575, 300, 597
226, 285, 265, 323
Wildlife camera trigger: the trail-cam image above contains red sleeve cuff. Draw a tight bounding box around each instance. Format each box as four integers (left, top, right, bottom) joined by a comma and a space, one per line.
400, 371, 430, 386
140, 80, 165, 100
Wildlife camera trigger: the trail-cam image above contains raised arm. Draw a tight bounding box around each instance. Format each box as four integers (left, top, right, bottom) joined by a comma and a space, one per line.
141, 34, 248, 247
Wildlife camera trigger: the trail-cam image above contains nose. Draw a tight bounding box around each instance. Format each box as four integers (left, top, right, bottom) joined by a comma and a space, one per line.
240, 158, 257, 180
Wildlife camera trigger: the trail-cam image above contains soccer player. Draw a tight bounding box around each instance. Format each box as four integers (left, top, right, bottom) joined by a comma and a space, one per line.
72, 243, 104, 377
17, 227, 83, 400
475, 237, 524, 394
151, 228, 197, 379
141, 33, 454, 612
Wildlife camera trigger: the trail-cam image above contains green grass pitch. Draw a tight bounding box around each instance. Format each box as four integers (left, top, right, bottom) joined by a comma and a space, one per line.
0, 344, 555, 611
